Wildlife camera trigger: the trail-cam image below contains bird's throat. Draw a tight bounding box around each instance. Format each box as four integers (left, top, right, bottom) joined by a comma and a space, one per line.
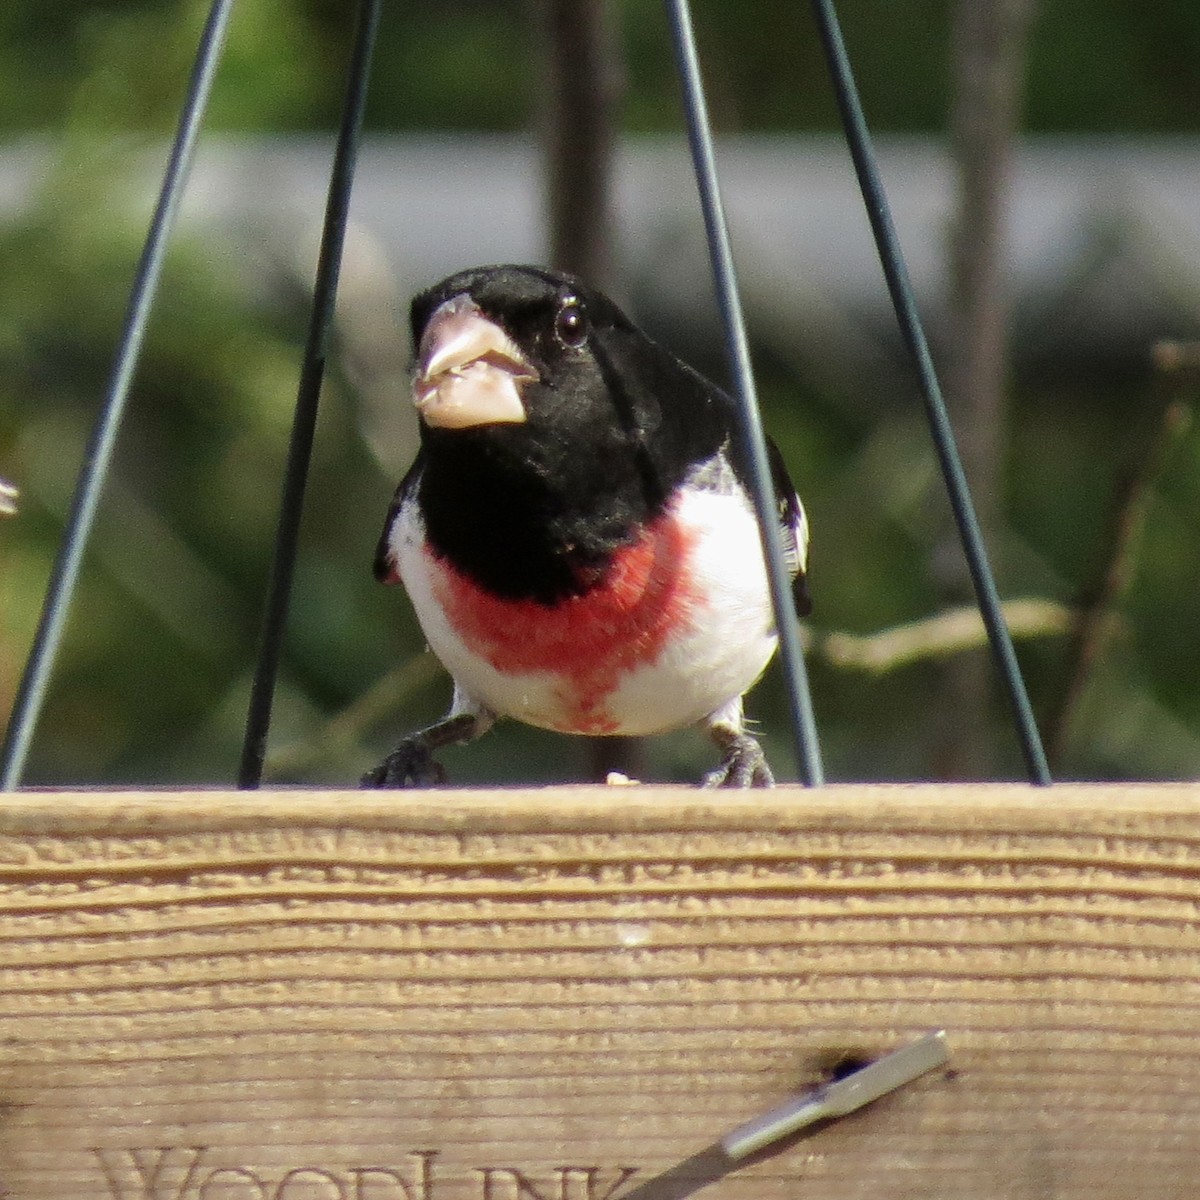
417, 435, 656, 604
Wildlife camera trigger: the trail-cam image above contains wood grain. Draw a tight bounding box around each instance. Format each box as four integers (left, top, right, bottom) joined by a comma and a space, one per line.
0, 783, 1195, 1199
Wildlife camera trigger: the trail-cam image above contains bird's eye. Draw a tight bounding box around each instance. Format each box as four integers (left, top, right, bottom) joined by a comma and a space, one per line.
554, 297, 588, 349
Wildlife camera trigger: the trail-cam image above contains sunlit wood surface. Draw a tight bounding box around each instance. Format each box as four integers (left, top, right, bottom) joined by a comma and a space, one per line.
0, 784, 1195, 1200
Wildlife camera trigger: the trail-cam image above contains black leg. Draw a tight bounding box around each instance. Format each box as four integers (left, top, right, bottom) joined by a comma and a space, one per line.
361, 711, 488, 788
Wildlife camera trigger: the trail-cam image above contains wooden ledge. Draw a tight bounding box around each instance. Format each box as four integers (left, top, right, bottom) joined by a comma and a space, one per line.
0, 784, 1195, 1199
2, 778, 1198, 826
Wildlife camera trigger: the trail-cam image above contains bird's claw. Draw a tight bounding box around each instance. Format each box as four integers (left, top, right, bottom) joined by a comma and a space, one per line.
361, 711, 484, 788
702, 733, 775, 789
360, 737, 447, 788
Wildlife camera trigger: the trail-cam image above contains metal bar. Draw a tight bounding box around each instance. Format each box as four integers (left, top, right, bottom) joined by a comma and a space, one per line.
0, 0, 237, 791
807, 0, 1051, 786
237, 0, 383, 788
721, 1030, 949, 1159
664, 0, 824, 787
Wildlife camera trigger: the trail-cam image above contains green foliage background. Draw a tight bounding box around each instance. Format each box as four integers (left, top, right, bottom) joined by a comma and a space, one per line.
2, 0, 1200, 786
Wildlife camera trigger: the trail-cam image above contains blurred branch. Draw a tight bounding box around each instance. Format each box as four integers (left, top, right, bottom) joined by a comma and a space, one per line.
815, 598, 1071, 675
264, 651, 441, 779
946, 0, 1033, 532
936, 0, 1034, 776
1048, 357, 1193, 764
532, 0, 622, 293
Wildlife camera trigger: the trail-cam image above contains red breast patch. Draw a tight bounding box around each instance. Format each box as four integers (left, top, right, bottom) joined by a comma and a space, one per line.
427, 508, 702, 733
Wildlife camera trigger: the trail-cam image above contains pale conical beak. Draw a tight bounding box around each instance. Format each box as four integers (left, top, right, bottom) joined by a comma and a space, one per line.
413, 295, 537, 429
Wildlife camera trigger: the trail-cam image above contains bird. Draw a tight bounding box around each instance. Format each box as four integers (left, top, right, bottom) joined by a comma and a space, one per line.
360, 264, 809, 789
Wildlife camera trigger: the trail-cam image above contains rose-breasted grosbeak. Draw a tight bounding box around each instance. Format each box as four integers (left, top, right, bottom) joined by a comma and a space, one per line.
361, 264, 809, 788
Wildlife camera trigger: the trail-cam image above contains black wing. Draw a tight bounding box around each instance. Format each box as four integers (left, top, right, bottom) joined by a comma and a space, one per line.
766, 437, 811, 618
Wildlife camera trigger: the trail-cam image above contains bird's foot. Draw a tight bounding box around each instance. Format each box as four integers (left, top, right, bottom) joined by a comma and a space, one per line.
360, 712, 482, 789
702, 729, 775, 789
360, 736, 447, 788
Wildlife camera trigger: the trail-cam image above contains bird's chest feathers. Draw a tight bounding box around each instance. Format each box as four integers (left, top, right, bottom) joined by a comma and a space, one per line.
392, 486, 777, 737
426, 508, 700, 732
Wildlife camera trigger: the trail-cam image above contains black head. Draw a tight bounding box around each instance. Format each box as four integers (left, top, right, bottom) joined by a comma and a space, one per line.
409, 265, 654, 451
410, 264, 632, 393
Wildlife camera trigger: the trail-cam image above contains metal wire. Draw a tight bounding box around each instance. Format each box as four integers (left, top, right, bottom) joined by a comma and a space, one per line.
0, 0, 237, 791
808, 0, 1051, 785
237, 0, 383, 788
665, 0, 825, 787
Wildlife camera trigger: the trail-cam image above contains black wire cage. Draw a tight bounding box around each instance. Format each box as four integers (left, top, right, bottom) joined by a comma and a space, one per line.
0, 0, 1052, 792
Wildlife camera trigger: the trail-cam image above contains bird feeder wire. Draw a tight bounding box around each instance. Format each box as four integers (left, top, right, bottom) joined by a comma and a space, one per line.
0, 0, 237, 791
807, 0, 1051, 786
665, 0, 825, 787
237, 0, 383, 789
